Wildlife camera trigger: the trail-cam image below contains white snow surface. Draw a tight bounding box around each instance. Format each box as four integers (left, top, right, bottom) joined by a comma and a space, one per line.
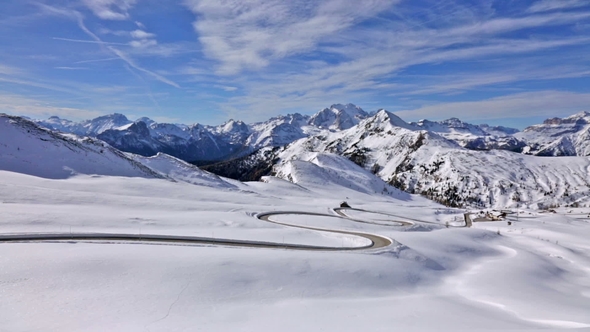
1, 113, 590, 331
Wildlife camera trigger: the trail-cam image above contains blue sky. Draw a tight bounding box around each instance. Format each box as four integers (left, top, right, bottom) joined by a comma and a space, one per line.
1, 0, 590, 128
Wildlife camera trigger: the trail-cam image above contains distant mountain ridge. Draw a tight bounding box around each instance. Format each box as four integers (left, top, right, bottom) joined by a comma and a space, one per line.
34, 104, 590, 165
35, 104, 369, 163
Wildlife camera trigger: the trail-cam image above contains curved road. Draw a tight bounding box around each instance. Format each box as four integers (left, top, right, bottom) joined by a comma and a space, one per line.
0, 208, 396, 251
0, 207, 472, 251
257, 211, 394, 250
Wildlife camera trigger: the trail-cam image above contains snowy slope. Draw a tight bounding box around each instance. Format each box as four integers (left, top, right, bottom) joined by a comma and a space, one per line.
274, 152, 409, 199
0, 114, 161, 179
2, 111, 590, 331
132, 153, 237, 188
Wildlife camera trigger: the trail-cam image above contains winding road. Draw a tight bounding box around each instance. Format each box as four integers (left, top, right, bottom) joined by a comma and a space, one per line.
0, 207, 471, 251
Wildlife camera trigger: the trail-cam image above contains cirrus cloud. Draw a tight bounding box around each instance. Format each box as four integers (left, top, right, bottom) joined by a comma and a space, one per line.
184, 0, 397, 75
82, 0, 139, 20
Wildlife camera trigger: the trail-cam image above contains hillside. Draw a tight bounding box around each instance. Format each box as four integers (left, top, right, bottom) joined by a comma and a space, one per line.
0, 114, 160, 179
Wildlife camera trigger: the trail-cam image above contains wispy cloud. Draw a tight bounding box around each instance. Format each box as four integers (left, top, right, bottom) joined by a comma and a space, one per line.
0, 76, 82, 95
129, 39, 157, 48
214, 33, 590, 120
401, 65, 590, 96
528, 0, 590, 13
39, 4, 180, 88
3, 0, 590, 124
82, 0, 139, 20
0, 64, 21, 76
52, 37, 128, 45
75, 57, 120, 64
130, 29, 155, 39
214, 85, 238, 92
54, 67, 89, 70
188, 1, 590, 120
184, 0, 397, 75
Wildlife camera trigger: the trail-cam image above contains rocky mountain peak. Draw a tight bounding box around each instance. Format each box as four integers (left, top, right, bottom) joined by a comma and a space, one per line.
309, 103, 370, 130
543, 111, 590, 125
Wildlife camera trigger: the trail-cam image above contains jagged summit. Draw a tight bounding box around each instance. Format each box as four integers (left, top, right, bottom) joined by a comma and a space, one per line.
369, 109, 414, 130
220, 119, 249, 134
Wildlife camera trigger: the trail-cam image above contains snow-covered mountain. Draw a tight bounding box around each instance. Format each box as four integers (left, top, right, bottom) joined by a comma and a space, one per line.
516, 111, 590, 156
38, 113, 133, 136
246, 113, 310, 149
411, 117, 525, 152
308, 103, 370, 130
34, 106, 590, 162
97, 120, 246, 162
32, 104, 375, 164
270, 110, 590, 209
0, 114, 235, 188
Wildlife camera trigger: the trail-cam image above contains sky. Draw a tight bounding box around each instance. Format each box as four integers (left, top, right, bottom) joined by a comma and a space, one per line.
1, 0, 590, 128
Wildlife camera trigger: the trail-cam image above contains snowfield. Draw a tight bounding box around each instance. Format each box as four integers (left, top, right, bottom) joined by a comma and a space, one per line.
1, 114, 590, 331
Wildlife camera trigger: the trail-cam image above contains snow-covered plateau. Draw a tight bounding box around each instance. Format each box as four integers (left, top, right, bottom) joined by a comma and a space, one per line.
1, 113, 590, 331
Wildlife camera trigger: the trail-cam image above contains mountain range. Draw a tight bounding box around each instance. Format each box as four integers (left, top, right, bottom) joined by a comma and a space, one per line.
14, 104, 590, 209
35, 104, 370, 164
36, 104, 590, 165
